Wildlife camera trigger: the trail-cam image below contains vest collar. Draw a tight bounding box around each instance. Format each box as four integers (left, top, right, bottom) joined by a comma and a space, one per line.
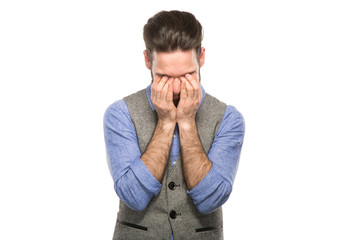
146, 84, 206, 112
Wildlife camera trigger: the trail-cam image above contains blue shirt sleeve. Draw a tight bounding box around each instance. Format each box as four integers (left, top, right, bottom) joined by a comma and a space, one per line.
188, 105, 245, 214
103, 100, 162, 211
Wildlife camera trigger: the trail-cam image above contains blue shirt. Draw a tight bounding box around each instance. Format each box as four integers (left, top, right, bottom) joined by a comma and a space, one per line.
104, 85, 245, 238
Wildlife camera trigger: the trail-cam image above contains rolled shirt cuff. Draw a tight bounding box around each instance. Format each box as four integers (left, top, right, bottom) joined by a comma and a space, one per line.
130, 157, 162, 197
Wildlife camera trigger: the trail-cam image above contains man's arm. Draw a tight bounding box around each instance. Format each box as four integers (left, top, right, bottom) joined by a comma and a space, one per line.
177, 74, 210, 190
177, 74, 245, 214
188, 107, 244, 214
104, 100, 162, 211
140, 120, 175, 182
178, 118, 211, 190
103, 76, 176, 211
141, 76, 176, 182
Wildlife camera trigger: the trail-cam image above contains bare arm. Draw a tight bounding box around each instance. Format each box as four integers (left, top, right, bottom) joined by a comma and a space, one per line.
141, 120, 175, 182
178, 120, 212, 190
177, 74, 210, 190
141, 76, 176, 182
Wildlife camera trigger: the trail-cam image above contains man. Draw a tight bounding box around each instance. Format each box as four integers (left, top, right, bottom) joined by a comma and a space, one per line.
104, 10, 245, 240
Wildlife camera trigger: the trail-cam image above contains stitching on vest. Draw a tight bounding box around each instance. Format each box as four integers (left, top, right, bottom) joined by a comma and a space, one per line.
195, 225, 223, 232
118, 221, 148, 231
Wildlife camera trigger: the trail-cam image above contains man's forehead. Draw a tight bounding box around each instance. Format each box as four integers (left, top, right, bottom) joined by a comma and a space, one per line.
152, 49, 198, 77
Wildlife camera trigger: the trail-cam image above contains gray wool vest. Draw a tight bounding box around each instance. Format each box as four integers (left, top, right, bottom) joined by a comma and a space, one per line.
112, 88, 227, 240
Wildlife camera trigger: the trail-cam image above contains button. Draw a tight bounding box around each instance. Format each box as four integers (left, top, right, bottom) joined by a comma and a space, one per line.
168, 181, 176, 190
169, 210, 177, 219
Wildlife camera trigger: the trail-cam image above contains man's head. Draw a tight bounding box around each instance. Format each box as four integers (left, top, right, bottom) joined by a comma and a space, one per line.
143, 10, 205, 105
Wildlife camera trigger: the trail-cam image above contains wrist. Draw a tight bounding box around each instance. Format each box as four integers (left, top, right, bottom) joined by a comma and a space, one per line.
157, 119, 176, 132
177, 118, 196, 132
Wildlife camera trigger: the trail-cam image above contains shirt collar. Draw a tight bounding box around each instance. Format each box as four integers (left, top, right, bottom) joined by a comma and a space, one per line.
146, 84, 206, 112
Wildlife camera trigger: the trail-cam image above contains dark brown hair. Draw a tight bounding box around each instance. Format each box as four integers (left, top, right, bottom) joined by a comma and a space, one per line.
143, 10, 203, 64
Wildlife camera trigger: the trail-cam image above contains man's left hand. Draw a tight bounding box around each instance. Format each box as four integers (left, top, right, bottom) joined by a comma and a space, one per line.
176, 73, 202, 127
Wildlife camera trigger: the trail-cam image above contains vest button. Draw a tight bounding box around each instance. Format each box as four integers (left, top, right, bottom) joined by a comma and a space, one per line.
169, 210, 177, 219
168, 181, 176, 190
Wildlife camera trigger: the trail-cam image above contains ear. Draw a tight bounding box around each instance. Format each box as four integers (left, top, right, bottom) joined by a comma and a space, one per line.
143, 50, 151, 70
199, 47, 205, 67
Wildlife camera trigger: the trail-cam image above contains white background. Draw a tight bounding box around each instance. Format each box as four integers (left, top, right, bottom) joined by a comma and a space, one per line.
1, 0, 359, 239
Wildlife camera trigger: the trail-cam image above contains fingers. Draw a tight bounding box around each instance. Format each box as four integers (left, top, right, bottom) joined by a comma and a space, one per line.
151, 76, 169, 101
184, 73, 199, 90
186, 74, 201, 100
158, 76, 169, 95
180, 77, 187, 99
180, 74, 201, 102
166, 78, 174, 102
151, 75, 161, 100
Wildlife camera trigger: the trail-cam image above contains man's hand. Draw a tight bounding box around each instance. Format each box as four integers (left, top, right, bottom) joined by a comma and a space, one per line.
176, 73, 202, 127
151, 76, 177, 126
142, 76, 177, 183
176, 73, 211, 191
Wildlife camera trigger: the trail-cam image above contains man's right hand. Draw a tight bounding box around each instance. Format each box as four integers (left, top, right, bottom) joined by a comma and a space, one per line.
142, 76, 177, 182
151, 76, 177, 126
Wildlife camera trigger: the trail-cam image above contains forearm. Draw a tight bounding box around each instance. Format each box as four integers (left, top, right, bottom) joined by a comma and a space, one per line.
179, 120, 212, 190
141, 120, 175, 182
